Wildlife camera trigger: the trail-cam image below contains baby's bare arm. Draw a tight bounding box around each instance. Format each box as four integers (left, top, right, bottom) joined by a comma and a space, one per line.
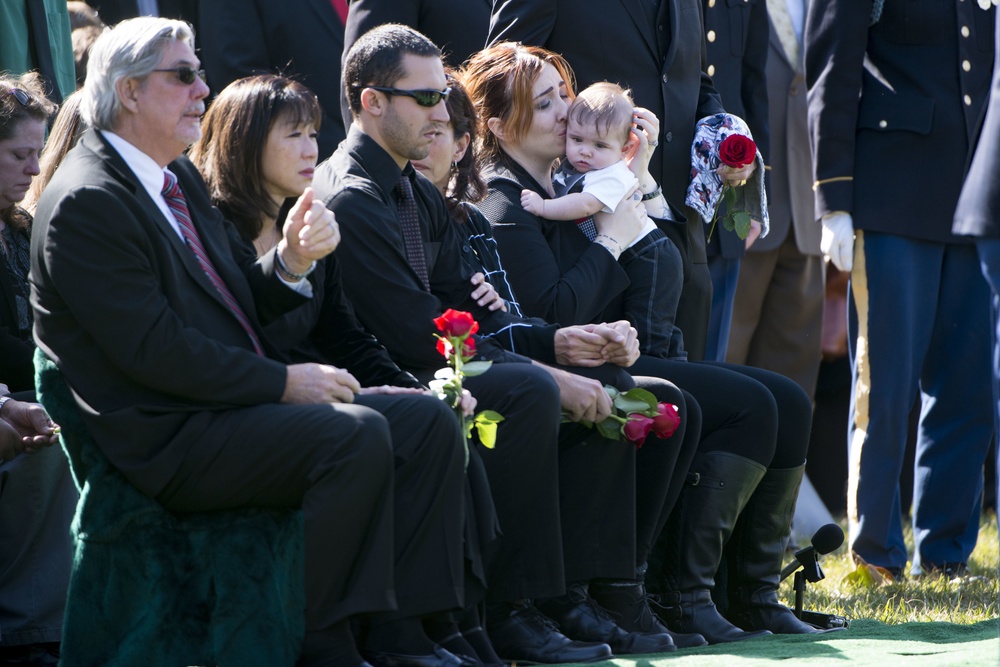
538, 192, 605, 220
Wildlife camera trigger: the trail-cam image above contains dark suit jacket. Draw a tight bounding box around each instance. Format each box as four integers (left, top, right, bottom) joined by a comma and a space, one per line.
703, 0, 770, 259
755, 1, 819, 255
30, 130, 304, 497
199, 0, 346, 160
89, 0, 199, 30
339, 0, 492, 131
489, 0, 726, 265
955, 11, 1000, 238
806, 0, 994, 243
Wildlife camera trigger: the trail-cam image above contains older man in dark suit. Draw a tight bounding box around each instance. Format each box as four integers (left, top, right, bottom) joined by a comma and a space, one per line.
30, 17, 468, 667
807, 0, 994, 577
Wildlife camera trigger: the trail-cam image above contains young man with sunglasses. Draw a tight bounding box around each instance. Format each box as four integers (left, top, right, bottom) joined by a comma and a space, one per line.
314, 23, 692, 664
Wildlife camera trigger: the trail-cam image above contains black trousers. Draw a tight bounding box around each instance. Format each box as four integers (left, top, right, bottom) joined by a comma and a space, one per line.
156, 394, 466, 634
631, 357, 812, 468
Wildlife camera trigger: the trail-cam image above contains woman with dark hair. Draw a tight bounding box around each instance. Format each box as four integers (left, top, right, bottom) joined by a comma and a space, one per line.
191, 73, 495, 667
460, 42, 825, 643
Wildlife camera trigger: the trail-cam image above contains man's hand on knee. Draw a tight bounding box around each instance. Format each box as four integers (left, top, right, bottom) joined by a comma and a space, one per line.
282, 363, 360, 404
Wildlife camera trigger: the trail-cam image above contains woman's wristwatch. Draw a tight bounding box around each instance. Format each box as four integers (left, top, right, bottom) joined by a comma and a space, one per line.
641, 185, 662, 201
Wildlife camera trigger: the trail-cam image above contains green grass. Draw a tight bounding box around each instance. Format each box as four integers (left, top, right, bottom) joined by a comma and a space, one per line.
778, 513, 999, 625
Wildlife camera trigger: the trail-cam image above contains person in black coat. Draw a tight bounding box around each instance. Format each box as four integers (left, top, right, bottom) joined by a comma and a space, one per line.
198, 0, 346, 160
701, 0, 769, 361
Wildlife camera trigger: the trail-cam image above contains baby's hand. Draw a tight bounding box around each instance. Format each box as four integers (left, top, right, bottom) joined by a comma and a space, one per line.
521, 189, 545, 216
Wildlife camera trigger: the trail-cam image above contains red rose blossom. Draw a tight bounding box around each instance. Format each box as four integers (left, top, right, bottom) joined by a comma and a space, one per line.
718, 134, 756, 169
434, 309, 479, 338
436, 338, 451, 358
623, 415, 654, 447
651, 403, 681, 439
461, 336, 476, 358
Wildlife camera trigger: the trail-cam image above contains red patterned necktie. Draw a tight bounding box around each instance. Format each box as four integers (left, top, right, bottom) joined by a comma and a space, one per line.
394, 175, 430, 291
330, 0, 348, 24
162, 171, 265, 356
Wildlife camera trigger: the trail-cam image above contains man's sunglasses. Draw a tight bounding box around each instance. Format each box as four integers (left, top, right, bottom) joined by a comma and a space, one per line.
367, 86, 450, 107
6, 88, 30, 107
152, 66, 207, 85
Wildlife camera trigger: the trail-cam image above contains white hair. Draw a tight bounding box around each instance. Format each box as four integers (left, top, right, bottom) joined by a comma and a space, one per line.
80, 16, 194, 131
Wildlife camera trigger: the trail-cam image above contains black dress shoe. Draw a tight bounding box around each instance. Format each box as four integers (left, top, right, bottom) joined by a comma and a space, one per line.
365, 645, 465, 667
592, 582, 706, 649
488, 600, 612, 663
539, 583, 676, 654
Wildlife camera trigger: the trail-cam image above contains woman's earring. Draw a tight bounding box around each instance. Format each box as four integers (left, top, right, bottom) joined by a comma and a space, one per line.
451, 161, 459, 173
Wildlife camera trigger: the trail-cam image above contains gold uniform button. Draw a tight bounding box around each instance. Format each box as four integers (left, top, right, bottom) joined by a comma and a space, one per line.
878, 120, 888, 129
963, 60, 971, 72
707, 30, 716, 42
962, 26, 970, 37
964, 94, 973, 106
709, 0, 716, 6
707, 64, 716, 76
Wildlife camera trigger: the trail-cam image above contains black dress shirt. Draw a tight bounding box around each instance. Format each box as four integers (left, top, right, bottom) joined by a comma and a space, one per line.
311, 127, 559, 374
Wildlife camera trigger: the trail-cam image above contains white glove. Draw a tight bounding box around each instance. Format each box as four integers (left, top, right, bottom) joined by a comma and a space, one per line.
821, 211, 855, 272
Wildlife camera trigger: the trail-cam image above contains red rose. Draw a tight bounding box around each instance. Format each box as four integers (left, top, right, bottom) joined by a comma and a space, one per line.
433, 309, 480, 338
436, 338, 452, 358
461, 336, 476, 358
651, 403, 681, 439
718, 134, 757, 169
623, 415, 654, 447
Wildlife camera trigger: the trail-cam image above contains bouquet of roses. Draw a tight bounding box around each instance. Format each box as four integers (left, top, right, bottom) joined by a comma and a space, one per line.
429, 310, 504, 458
580, 385, 681, 447
707, 133, 757, 242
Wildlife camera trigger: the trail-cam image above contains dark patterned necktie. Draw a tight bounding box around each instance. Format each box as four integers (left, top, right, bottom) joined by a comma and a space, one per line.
394, 175, 430, 291
162, 172, 265, 356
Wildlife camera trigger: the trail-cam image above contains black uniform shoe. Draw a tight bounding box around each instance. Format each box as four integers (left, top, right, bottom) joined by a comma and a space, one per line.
539, 583, 676, 654
488, 600, 612, 663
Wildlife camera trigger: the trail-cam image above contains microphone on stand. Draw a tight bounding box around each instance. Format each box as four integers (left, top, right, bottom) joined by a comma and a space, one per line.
780, 523, 844, 582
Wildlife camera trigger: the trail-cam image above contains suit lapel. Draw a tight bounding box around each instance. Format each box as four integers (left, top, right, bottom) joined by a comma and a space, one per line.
661, 0, 681, 72
177, 169, 263, 326
620, 0, 661, 61
304, 0, 343, 38
85, 132, 235, 313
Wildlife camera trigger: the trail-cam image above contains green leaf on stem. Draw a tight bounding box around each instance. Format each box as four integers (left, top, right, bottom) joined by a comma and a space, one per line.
473, 410, 505, 449
613, 387, 658, 415
596, 418, 623, 440
462, 360, 493, 377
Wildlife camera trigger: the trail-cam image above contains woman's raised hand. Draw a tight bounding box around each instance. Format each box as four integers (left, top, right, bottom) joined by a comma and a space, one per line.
626, 107, 661, 190
279, 187, 341, 273
470, 272, 507, 312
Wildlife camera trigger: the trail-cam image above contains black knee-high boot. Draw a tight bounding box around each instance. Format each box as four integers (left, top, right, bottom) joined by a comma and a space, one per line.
725, 464, 839, 634
659, 451, 771, 644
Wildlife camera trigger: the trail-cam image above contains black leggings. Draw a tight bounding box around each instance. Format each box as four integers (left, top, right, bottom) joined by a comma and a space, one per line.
630, 356, 811, 470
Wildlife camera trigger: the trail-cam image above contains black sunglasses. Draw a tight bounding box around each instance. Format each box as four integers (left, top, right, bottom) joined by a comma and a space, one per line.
6, 88, 30, 107
152, 66, 207, 85
367, 86, 450, 107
